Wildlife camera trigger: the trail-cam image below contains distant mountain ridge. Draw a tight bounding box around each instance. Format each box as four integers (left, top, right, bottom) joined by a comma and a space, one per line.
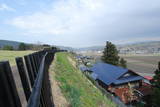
0, 40, 22, 49
0, 40, 75, 51
75, 41, 160, 54
117, 41, 160, 54
75, 46, 104, 51
0, 40, 160, 53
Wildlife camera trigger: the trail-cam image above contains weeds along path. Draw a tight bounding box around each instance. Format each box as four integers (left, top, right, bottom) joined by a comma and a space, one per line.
51, 52, 116, 107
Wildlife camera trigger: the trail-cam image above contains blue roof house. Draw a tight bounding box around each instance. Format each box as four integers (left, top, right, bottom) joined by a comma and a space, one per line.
89, 63, 143, 89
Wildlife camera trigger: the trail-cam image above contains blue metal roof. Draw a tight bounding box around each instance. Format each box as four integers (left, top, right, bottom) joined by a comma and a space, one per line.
76, 56, 83, 59
79, 65, 89, 71
89, 63, 142, 85
91, 73, 98, 80
113, 76, 143, 85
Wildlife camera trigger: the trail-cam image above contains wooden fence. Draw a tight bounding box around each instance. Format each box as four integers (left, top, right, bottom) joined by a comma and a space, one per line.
0, 49, 59, 107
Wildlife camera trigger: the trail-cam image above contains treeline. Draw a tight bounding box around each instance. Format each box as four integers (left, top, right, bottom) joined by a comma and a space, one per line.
0, 43, 58, 51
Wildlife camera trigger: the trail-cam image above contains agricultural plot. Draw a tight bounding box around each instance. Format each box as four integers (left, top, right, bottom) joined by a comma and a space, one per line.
0, 50, 34, 65
120, 54, 160, 76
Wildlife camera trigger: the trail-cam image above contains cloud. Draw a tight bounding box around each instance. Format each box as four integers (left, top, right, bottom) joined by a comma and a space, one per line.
0, 3, 16, 12
9, 0, 104, 35
7, 0, 160, 47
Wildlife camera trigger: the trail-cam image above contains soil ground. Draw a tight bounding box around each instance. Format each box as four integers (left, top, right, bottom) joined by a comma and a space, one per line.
49, 55, 70, 107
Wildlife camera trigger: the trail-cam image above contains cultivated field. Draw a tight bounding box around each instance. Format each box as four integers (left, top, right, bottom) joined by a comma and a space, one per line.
0, 50, 34, 65
120, 54, 160, 76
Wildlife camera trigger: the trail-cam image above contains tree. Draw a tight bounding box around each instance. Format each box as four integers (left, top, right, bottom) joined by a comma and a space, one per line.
18, 43, 27, 50
101, 41, 120, 65
152, 61, 160, 107
3, 45, 14, 50
119, 58, 127, 68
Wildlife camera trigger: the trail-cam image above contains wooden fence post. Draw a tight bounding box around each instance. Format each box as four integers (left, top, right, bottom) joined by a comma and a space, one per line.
24, 55, 35, 87
29, 54, 37, 78
16, 57, 31, 101
0, 61, 22, 107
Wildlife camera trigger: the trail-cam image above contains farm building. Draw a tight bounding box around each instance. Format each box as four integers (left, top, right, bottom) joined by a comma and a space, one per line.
86, 63, 146, 104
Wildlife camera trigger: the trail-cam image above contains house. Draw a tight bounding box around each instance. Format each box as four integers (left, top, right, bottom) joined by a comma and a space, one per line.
88, 63, 144, 104
79, 65, 89, 72
89, 63, 143, 89
134, 76, 153, 106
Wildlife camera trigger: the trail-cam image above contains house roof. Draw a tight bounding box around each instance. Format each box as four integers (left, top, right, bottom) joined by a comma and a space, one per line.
143, 76, 153, 81
113, 76, 143, 85
90, 63, 143, 85
79, 65, 89, 71
91, 73, 98, 80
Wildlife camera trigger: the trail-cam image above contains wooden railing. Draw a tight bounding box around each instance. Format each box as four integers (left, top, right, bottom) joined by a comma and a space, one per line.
0, 49, 60, 107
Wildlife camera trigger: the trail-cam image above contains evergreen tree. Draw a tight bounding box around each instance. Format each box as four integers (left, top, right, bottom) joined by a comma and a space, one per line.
152, 61, 160, 107
119, 58, 127, 68
101, 41, 119, 65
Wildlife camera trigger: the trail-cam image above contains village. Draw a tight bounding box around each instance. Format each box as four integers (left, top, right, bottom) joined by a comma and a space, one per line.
75, 53, 153, 107
1, 0, 160, 106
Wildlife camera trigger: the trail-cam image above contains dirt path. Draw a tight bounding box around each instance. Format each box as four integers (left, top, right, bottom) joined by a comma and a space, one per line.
49, 57, 70, 107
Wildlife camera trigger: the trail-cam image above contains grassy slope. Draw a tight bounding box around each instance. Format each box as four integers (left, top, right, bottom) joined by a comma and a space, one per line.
54, 52, 116, 107
0, 50, 34, 65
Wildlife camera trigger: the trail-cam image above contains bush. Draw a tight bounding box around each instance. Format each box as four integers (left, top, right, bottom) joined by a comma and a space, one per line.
3, 45, 14, 50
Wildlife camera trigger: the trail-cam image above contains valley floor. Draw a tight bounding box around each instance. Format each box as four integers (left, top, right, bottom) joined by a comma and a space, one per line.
120, 54, 160, 76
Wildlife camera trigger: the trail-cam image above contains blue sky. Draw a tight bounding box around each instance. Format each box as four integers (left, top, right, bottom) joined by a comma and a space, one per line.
0, 0, 160, 47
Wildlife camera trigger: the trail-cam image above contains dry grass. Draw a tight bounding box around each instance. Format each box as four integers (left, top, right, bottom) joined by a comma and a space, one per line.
0, 50, 34, 65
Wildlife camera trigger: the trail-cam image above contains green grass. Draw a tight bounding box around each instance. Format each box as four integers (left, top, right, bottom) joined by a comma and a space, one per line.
0, 50, 34, 65
53, 52, 116, 107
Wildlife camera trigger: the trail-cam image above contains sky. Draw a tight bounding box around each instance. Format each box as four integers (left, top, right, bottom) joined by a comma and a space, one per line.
0, 0, 160, 47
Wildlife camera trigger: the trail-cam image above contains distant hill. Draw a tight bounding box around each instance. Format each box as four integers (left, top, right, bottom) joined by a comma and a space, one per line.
117, 41, 160, 54
75, 41, 160, 54
0, 40, 22, 49
1, 40, 160, 53
0, 40, 73, 51
75, 46, 104, 51
56, 46, 74, 51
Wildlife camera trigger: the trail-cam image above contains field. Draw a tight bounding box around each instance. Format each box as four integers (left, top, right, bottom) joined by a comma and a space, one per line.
120, 54, 160, 76
79, 51, 160, 77
0, 50, 34, 65
52, 52, 116, 107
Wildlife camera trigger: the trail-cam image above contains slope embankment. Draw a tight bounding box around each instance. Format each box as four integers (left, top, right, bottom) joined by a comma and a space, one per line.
49, 52, 116, 107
